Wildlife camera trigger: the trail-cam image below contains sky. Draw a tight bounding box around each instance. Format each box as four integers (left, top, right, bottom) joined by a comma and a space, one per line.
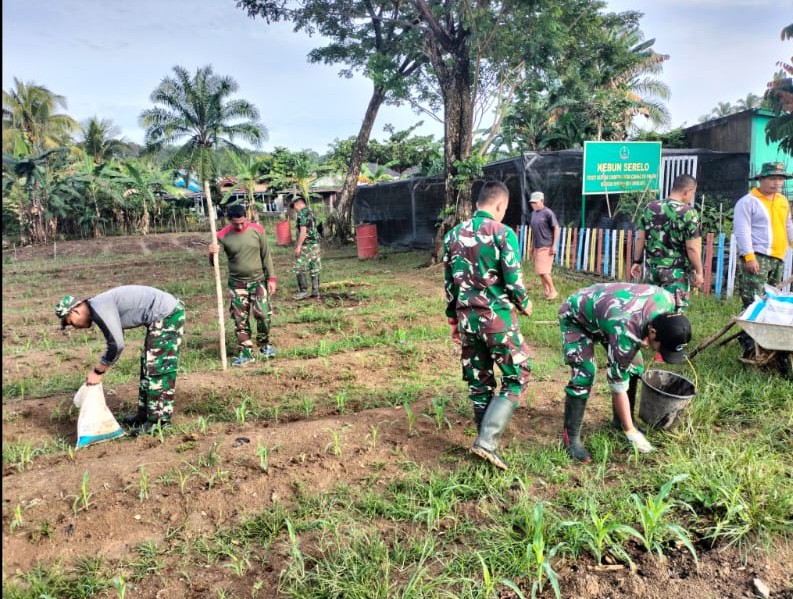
2, 0, 790, 154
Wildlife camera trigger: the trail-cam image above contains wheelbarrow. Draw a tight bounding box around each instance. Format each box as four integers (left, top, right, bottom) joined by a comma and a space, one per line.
688, 276, 793, 378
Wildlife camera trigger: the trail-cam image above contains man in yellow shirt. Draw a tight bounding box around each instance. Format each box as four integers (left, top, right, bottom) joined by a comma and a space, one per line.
734, 161, 793, 353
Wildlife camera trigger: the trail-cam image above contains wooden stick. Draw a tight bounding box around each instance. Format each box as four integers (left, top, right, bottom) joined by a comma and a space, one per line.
205, 180, 228, 370
688, 318, 736, 359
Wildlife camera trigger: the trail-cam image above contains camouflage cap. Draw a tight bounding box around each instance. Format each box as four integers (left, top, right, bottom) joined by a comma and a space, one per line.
750, 162, 792, 180
651, 312, 692, 364
55, 295, 82, 329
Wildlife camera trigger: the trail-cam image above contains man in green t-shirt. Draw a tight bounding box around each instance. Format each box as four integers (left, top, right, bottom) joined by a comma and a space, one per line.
209, 204, 277, 366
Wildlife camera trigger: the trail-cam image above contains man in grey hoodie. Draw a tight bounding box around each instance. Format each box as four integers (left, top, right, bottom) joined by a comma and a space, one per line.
56, 285, 185, 435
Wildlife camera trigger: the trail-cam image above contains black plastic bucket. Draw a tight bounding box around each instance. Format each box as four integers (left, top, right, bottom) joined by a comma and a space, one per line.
639, 370, 696, 430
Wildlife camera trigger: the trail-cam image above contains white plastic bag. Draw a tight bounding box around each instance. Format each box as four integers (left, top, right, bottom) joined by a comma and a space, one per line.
73, 383, 125, 449
742, 286, 793, 325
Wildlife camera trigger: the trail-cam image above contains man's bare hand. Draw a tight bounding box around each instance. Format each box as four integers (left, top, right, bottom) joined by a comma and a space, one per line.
208, 242, 219, 254
520, 301, 533, 317
742, 259, 760, 274
692, 271, 704, 289
630, 263, 643, 281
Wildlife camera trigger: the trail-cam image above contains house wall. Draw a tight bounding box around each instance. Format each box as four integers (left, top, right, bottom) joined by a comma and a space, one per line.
750, 113, 792, 178
685, 112, 753, 153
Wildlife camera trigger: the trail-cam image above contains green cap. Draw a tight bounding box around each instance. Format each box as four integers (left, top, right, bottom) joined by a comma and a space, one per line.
55, 295, 81, 329
750, 162, 792, 180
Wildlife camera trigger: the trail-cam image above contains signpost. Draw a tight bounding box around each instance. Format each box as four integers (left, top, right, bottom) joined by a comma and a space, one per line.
581, 141, 662, 227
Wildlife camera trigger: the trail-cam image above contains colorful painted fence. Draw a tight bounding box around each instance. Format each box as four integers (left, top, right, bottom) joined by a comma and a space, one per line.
518, 225, 793, 297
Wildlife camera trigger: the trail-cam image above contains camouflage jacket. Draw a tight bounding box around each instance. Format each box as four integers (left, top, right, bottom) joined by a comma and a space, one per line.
558, 283, 676, 386
296, 207, 320, 245
636, 199, 701, 269
443, 210, 530, 334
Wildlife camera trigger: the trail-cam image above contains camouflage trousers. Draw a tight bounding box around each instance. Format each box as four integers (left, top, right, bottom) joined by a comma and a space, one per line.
292, 243, 321, 276
228, 278, 271, 358
560, 314, 643, 401
138, 300, 185, 423
737, 254, 783, 309
647, 265, 690, 309
459, 327, 531, 409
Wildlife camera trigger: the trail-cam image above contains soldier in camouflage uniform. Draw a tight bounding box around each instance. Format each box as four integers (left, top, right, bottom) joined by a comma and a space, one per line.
209, 204, 278, 367
56, 286, 185, 435
558, 283, 692, 461
631, 174, 704, 308
444, 180, 533, 470
290, 196, 322, 300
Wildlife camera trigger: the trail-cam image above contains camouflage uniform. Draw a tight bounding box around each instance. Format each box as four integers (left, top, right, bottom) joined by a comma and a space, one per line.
444, 209, 532, 412
138, 301, 185, 422
228, 278, 271, 359
558, 283, 676, 400
636, 199, 701, 307
292, 206, 322, 277
216, 221, 276, 359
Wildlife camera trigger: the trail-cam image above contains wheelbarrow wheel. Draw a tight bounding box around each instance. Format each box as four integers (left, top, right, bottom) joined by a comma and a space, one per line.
776, 351, 793, 380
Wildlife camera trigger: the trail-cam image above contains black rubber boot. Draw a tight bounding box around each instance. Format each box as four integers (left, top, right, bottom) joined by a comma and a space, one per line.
612, 375, 640, 431
563, 395, 592, 462
471, 396, 517, 470
293, 273, 308, 300
123, 409, 147, 428
310, 274, 320, 298
472, 401, 489, 433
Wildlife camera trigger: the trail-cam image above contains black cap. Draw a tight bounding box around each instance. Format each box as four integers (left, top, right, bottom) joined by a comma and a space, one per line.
651, 312, 692, 364
226, 204, 246, 218
289, 195, 305, 207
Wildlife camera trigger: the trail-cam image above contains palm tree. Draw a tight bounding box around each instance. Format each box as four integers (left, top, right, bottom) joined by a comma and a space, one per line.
140, 64, 266, 370
2, 78, 79, 153
221, 150, 270, 222
77, 117, 136, 165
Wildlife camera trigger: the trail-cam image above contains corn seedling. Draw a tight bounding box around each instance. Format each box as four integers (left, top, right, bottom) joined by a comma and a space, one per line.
225, 553, 250, 577
561, 498, 640, 567
426, 396, 451, 430
256, 442, 274, 473
139, 466, 149, 502
299, 396, 315, 418
196, 416, 210, 435
403, 401, 417, 437
366, 424, 380, 449
11, 503, 24, 532
335, 390, 348, 414
235, 396, 253, 425
324, 427, 346, 456
111, 573, 128, 599
630, 474, 698, 563
251, 581, 264, 598
285, 519, 305, 578
72, 471, 93, 514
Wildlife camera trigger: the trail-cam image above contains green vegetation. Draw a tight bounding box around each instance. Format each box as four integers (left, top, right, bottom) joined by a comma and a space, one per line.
2, 239, 791, 598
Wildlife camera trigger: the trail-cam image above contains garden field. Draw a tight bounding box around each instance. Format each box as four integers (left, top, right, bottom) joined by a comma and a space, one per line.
2, 231, 792, 599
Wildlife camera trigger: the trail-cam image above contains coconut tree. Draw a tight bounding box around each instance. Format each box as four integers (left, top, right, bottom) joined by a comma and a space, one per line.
77, 117, 136, 165
221, 150, 270, 222
2, 78, 78, 153
139, 64, 267, 369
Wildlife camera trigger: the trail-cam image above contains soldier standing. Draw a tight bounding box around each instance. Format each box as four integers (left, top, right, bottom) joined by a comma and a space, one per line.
558, 282, 691, 462
209, 203, 277, 367
55, 286, 185, 435
630, 174, 704, 307
291, 196, 322, 300
443, 180, 533, 470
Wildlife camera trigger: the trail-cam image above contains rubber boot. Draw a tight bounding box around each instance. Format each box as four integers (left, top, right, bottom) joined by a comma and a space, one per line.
612, 375, 640, 431
470, 396, 516, 470
123, 408, 147, 428
310, 274, 320, 298
562, 395, 592, 462
293, 273, 308, 300
472, 401, 489, 433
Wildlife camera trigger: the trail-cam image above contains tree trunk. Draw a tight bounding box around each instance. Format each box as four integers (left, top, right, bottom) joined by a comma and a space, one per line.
331, 85, 387, 244
430, 46, 474, 264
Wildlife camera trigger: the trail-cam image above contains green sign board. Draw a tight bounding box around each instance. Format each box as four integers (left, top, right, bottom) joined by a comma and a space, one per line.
582, 141, 662, 195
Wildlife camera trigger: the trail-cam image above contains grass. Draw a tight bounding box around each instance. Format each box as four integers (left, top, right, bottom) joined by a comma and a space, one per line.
3, 235, 792, 598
